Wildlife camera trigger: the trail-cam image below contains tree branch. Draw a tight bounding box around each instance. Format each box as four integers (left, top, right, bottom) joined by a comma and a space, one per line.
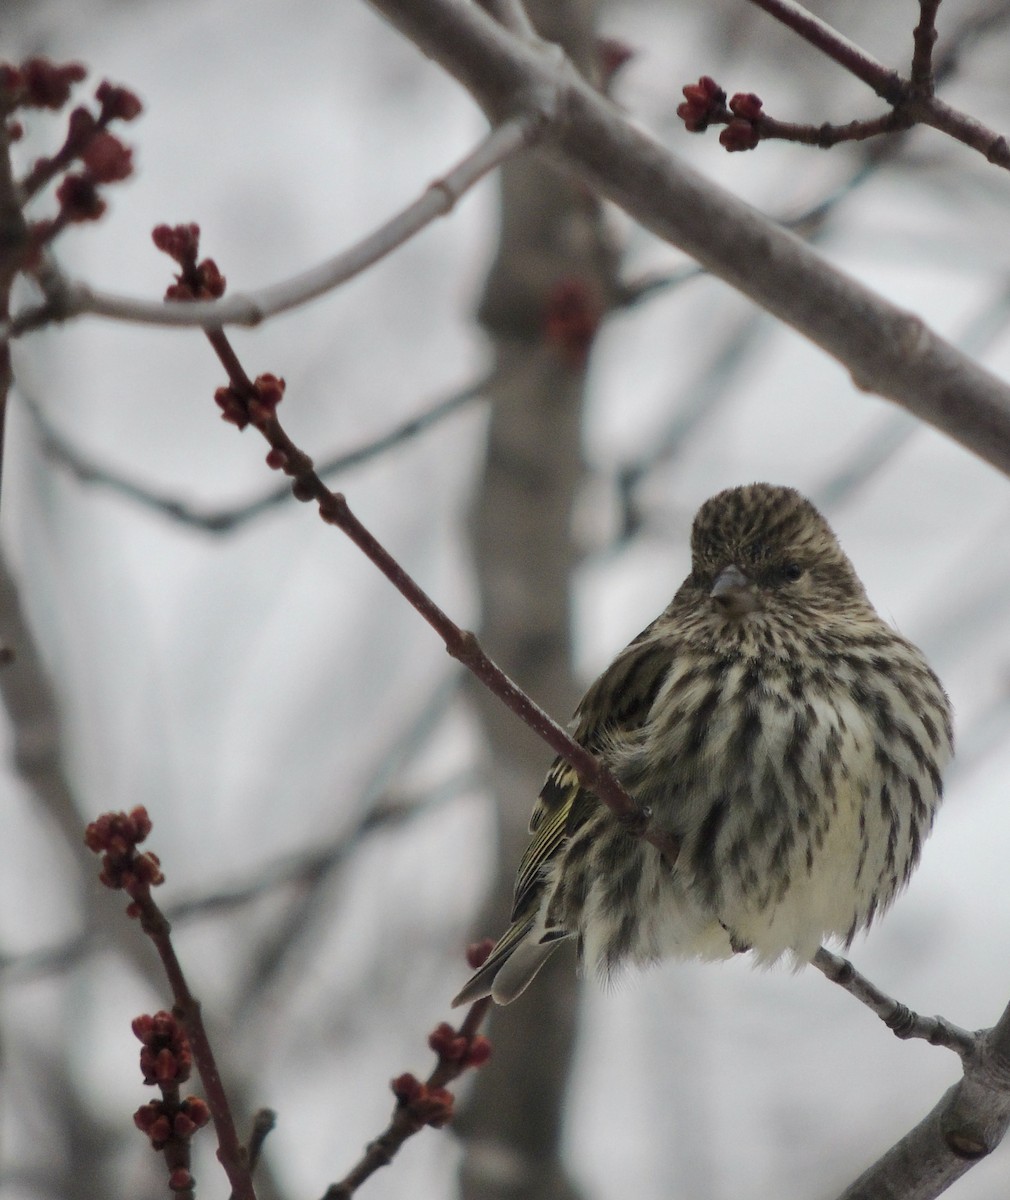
746, 0, 905, 101
2, 115, 538, 339
18, 369, 493, 531
812, 948, 977, 1058
737, 0, 1010, 166
362, 0, 1010, 478
835, 997, 1010, 1200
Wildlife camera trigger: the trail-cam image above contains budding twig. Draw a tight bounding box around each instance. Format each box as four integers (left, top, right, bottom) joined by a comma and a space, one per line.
325, 976, 493, 1199
2, 114, 538, 341
84, 809, 256, 1200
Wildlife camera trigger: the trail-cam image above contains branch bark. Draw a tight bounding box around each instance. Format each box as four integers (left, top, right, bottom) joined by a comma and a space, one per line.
363, 0, 1010, 478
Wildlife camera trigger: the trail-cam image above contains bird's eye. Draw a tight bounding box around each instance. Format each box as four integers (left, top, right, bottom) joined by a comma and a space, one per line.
782, 563, 804, 582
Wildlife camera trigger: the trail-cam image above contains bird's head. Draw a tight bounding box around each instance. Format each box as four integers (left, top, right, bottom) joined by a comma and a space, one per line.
685, 483, 869, 623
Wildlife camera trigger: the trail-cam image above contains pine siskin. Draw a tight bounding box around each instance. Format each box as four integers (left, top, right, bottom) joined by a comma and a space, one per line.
454, 483, 953, 1007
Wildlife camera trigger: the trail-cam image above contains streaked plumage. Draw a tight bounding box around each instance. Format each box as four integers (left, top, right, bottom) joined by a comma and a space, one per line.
454, 483, 952, 1007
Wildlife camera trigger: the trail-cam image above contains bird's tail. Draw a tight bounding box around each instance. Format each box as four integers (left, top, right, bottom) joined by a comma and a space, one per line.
452, 916, 570, 1007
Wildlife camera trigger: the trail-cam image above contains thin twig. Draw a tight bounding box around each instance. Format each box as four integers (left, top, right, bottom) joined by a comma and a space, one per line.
130, 891, 256, 1200
6, 767, 473, 984
741, 0, 1010, 167
157, 224, 680, 863
1, 115, 538, 341
910, 0, 943, 93
745, 0, 905, 101
18, 370, 493, 531
325, 998, 492, 1199
812, 947, 978, 1059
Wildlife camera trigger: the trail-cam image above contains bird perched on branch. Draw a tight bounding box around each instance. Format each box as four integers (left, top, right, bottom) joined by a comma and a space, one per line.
454, 483, 952, 1007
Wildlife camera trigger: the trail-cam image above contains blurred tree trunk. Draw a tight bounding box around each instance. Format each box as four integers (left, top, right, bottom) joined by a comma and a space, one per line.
455, 4, 619, 1198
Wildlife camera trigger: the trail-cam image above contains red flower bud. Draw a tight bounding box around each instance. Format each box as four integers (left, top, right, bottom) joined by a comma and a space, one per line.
391, 1072, 422, 1104
677, 75, 726, 132
463, 1036, 492, 1067
96, 81, 143, 122
82, 131, 133, 183
729, 91, 763, 120
466, 939, 495, 970
21, 58, 86, 110
719, 118, 761, 152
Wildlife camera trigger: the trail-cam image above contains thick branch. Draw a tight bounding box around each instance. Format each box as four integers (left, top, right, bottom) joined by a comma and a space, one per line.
835, 997, 1010, 1200
363, 0, 1010, 477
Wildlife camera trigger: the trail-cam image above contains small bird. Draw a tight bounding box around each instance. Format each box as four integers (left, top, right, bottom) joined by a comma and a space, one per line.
453, 483, 953, 1007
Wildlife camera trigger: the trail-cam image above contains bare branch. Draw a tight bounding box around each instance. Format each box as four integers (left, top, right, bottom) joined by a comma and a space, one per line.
812, 948, 977, 1058
834, 997, 1010, 1199
911, 0, 943, 92
18, 370, 492, 531
745, 0, 905, 101
363, 0, 1010, 476
737, 0, 1010, 165
2, 116, 538, 339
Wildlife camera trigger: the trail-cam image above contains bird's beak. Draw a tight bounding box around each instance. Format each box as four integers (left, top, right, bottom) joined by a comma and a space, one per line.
710, 564, 759, 616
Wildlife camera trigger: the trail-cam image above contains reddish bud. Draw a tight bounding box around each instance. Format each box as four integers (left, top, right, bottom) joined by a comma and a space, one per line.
729, 91, 763, 120
168, 1168, 193, 1193
253, 373, 285, 410
677, 75, 726, 132
596, 38, 635, 87
719, 118, 761, 152
85, 807, 153, 854
466, 939, 495, 970
65, 105, 98, 145
134, 1100, 173, 1147
543, 277, 602, 366
132, 1013, 155, 1041
21, 58, 86, 110
134, 1010, 192, 1085
291, 478, 315, 503
55, 173, 105, 222
173, 1111, 198, 1138
414, 1086, 454, 1128
96, 81, 143, 122
265, 448, 288, 471
82, 131, 133, 183
152, 222, 200, 266
198, 258, 226, 297
181, 1096, 210, 1128
7, 120, 23, 141
391, 1072, 422, 1104
133, 1100, 162, 1131
213, 385, 249, 429
133, 850, 164, 887
428, 1022, 455, 1052
463, 1036, 492, 1068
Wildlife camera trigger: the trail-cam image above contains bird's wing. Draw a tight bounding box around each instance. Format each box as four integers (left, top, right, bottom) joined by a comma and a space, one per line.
509, 619, 673, 922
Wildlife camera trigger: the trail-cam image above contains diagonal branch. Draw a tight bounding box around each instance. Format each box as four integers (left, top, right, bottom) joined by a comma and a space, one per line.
812, 948, 977, 1058
363, 0, 1010, 477
746, 0, 905, 101
834, 997, 1010, 1200
2, 115, 539, 339
18, 369, 493, 531
740, 0, 1010, 165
